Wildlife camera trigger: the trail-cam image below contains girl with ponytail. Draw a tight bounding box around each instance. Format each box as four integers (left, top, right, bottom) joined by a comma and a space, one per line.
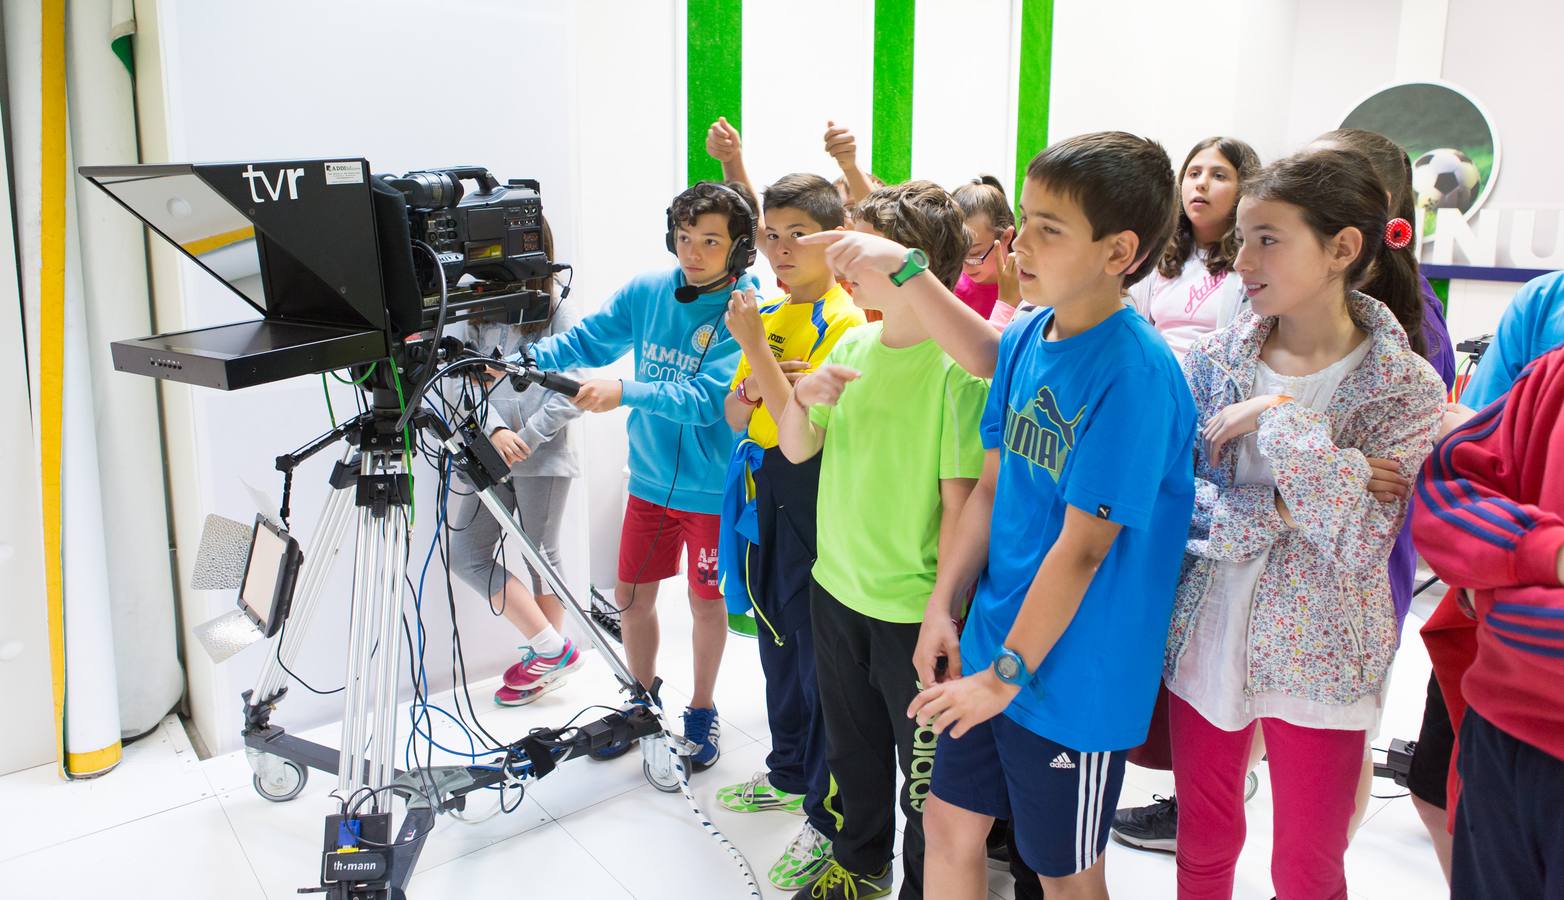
1312, 126, 1459, 880
1163, 147, 1446, 899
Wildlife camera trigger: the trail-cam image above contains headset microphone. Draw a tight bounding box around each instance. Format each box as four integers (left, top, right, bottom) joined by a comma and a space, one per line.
673, 273, 737, 304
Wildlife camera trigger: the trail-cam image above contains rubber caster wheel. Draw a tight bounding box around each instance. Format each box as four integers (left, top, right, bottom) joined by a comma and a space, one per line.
253, 759, 308, 802
643, 758, 681, 793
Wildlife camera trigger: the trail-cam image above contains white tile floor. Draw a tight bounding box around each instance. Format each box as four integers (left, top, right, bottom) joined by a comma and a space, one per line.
0, 576, 1452, 899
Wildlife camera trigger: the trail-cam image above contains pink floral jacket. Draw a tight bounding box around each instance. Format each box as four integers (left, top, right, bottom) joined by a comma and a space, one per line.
1165, 292, 1444, 707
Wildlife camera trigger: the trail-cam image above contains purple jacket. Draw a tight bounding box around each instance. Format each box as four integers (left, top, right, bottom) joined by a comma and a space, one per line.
1388, 276, 1456, 632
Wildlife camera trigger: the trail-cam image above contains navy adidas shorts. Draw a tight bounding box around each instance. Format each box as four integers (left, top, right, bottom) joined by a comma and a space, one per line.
931, 713, 1126, 878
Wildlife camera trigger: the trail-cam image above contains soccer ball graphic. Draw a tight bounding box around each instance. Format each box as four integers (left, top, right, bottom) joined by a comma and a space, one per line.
1412, 147, 1481, 212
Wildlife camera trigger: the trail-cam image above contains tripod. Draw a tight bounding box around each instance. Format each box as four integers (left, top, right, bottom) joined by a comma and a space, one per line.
238, 368, 688, 899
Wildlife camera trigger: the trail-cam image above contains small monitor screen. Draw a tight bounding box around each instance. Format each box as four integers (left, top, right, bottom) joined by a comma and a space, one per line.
239, 519, 293, 633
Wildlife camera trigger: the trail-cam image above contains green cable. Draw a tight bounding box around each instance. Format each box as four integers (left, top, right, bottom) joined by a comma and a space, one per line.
389, 359, 416, 527
320, 374, 337, 428
331, 361, 379, 385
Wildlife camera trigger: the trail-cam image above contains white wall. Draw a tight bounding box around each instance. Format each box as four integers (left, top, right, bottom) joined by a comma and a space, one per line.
909, 0, 1016, 193
1279, 0, 1403, 152
739, 0, 876, 194
568, 0, 680, 589
1050, 0, 1300, 168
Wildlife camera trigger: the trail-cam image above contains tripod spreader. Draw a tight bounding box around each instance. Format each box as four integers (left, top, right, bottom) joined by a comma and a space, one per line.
307, 705, 665, 900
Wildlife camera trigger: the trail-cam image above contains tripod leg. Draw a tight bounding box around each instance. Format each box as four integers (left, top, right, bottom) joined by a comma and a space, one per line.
470, 485, 643, 692
338, 458, 382, 800
251, 462, 358, 705
368, 491, 409, 799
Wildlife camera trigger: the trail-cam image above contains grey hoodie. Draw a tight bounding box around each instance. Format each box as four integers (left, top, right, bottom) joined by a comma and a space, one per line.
453, 300, 584, 479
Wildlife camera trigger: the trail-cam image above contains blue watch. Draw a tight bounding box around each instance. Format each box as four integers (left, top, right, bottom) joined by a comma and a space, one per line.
992, 647, 1032, 687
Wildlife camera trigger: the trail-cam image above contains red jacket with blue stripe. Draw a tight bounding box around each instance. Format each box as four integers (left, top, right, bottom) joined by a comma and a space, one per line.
1414, 345, 1564, 765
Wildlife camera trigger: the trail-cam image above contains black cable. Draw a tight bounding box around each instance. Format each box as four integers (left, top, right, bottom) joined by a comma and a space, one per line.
411, 240, 449, 380
275, 593, 344, 695
345, 785, 439, 849
546, 704, 626, 737
437, 498, 510, 751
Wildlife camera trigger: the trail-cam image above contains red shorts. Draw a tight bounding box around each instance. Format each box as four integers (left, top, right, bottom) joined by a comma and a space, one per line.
617, 494, 723, 600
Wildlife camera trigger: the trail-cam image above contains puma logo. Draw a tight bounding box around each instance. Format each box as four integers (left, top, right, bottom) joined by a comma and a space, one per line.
1035, 387, 1084, 447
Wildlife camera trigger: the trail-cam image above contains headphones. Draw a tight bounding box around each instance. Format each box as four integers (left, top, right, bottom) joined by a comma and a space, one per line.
666, 181, 758, 302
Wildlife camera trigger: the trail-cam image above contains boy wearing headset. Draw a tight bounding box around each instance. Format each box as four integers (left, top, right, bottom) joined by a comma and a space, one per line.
523, 181, 762, 768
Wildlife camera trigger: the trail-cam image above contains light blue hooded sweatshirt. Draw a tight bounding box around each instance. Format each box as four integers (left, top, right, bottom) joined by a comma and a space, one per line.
526, 266, 759, 515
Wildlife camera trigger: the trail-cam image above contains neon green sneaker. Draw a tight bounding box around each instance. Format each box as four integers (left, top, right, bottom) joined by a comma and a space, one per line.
770, 821, 834, 891
716, 771, 805, 814
805, 860, 891, 899
727, 610, 758, 638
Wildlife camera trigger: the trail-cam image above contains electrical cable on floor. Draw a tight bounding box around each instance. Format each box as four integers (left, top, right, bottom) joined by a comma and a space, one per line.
645, 698, 763, 899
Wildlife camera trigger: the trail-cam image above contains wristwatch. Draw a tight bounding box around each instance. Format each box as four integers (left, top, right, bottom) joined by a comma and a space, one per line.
993, 647, 1032, 687
736, 379, 759, 406
889, 248, 930, 287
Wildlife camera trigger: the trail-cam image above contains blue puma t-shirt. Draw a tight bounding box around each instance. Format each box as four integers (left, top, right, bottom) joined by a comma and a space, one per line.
959, 306, 1195, 752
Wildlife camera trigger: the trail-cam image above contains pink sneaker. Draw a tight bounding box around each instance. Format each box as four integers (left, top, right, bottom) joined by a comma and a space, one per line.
494, 677, 567, 707
502, 639, 582, 691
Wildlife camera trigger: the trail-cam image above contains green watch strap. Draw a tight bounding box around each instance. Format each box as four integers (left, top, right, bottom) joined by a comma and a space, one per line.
890, 248, 929, 287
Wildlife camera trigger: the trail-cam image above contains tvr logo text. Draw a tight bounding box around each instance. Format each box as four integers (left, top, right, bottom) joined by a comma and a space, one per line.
242, 164, 305, 203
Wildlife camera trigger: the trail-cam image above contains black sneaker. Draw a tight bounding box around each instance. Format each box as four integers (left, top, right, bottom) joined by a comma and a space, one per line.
1110, 795, 1177, 853
805, 861, 891, 899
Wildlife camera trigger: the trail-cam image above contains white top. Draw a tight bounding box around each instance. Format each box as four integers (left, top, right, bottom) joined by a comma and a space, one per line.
1168, 338, 1382, 732
1127, 249, 1246, 359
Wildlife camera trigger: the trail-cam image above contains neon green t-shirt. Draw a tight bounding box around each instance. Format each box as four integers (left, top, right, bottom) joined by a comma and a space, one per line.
809, 323, 989, 623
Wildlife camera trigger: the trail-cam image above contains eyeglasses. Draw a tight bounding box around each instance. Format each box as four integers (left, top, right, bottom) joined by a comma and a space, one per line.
964, 242, 998, 267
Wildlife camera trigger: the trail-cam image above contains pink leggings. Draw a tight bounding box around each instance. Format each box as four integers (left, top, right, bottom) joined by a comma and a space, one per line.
1168, 691, 1364, 900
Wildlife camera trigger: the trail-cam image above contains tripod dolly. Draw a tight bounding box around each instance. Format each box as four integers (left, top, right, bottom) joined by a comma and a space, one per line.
237, 358, 695, 898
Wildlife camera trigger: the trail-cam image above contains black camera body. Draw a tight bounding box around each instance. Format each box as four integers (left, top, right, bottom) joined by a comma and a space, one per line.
385, 167, 552, 299
80, 158, 561, 391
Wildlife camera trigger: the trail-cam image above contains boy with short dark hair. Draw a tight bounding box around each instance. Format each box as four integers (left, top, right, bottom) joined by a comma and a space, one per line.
524, 180, 761, 767
778, 180, 989, 900
714, 171, 865, 891
813, 132, 1191, 899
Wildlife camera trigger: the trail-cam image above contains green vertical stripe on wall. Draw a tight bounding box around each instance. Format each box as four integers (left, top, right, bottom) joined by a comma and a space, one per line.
1014, 0, 1054, 196
872, 0, 915, 184
687, 0, 742, 186
1429, 276, 1450, 313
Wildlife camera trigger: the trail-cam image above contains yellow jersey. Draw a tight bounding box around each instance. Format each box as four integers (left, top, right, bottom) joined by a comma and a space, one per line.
731, 283, 866, 448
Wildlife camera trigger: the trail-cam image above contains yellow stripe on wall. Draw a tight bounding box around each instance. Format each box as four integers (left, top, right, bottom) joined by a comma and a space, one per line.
40, 0, 68, 777
180, 225, 254, 257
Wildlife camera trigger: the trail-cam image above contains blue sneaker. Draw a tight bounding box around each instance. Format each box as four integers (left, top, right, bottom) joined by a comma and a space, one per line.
589, 680, 661, 762
682, 706, 721, 771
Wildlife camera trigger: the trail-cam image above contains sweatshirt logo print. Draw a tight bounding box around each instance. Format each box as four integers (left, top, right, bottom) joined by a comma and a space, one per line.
1004, 386, 1084, 482
692, 323, 716, 353
641, 339, 704, 382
